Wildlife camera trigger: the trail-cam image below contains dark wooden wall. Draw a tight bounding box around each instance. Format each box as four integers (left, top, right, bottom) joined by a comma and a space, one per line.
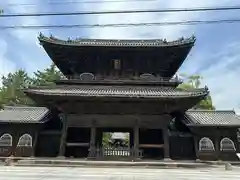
190, 127, 239, 161
0, 123, 39, 157
35, 113, 62, 157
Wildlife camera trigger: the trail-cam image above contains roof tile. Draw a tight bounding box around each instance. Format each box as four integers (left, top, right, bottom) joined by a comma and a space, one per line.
25, 85, 208, 98
0, 106, 49, 123
184, 110, 240, 126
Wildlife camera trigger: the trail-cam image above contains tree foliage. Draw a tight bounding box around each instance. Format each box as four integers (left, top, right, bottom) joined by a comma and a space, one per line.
33, 63, 64, 86
0, 64, 63, 109
178, 74, 215, 110
0, 70, 35, 107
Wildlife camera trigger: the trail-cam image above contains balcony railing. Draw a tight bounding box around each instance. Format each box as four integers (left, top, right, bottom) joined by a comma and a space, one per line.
58, 73, 182, 84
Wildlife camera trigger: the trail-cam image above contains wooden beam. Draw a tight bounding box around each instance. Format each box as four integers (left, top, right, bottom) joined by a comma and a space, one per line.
66, 143, 90, 147
139, 144, 164, 148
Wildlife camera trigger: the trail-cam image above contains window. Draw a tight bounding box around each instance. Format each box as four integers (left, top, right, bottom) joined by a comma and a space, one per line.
0, 134, 12, 146
220, 138, 236, 151
199, 137, 215, 151
17, 134, 32, 147
113, 59, 121, 70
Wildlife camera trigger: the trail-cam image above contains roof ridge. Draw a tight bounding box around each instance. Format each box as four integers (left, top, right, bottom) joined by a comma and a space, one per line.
3, 106, 48, 110
187, 109, 235, 113
39, 33, 195, 42
38, 33, 196, 47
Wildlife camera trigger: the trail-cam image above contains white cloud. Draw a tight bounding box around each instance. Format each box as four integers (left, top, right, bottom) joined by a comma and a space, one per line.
0, 39, 16, 85
1, 0, 240, 112
5, 0, 49, 43
1, 0, 50, 74
200, 42, 240, 110
83, 0, 236, 39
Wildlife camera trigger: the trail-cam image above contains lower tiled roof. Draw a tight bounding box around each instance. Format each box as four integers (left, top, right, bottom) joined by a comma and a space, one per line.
0, 106, 49, 123
25, 85, 208, 98
184, 110, 240, 126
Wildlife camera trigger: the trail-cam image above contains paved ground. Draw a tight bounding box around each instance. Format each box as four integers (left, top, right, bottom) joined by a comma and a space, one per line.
1, 166, 240, 180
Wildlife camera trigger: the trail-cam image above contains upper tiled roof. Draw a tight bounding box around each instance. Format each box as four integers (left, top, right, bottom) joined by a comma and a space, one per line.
0, 106, 49, 123
38, 33, 196, 47
184, 110, 240, 126
24, 85, 209, 99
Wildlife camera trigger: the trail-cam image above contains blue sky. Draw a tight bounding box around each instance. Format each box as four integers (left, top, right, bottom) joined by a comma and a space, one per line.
1, 0, 240, 112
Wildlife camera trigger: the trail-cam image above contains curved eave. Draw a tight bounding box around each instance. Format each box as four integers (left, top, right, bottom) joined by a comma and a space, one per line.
24, 90, 208, 114
23, 86, 208, 105
38, 34, 196, 48
24, 90, 208, 100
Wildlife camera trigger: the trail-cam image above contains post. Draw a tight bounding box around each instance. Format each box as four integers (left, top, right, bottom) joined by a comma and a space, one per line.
215, 136, 220, 160
32, 131, 38, 157
194, 136, 200, 160
58, 113, 68, 157
134, 125, 139, 159
88, 124, 97, 158
163, 128, 170, 160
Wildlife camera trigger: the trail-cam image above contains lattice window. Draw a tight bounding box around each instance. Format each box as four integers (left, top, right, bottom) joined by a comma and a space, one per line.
17, 134, 32, 147
199, 137, 215, 151
0, 133, 12, 146
220, 138, 236, 151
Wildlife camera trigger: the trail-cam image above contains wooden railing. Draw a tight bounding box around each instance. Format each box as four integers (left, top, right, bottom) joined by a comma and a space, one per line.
89, 147, 143, 160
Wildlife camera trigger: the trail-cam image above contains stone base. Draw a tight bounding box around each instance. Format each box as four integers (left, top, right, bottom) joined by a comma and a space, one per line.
57, 156, 66, 159
163, 158, 173, 161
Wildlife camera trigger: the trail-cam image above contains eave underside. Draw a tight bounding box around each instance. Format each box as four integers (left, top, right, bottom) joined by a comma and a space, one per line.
39, 36, 195, 78
24, 85, 208, 114
55, 79, 182, 88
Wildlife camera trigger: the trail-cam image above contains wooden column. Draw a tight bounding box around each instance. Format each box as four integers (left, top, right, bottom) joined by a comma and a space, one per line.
194, 136, 199, 160
133, 125, 139, 159
88, 123, 97, 158
32, 131, 38, 157
163, 128, 170, 159
58, 113, 68, 157
215, 135, 220, 160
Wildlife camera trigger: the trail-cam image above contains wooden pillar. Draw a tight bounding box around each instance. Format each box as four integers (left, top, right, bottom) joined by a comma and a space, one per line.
163, 128, 170, 159
194, 136, 199, 160
133, 125, 139, 159
88, 124, 97, 158
215, 136, 220, 160
32, 131, 38, 157
58, 113, 68, 157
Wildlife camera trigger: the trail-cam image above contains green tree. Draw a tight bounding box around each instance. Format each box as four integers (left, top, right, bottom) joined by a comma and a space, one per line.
102, 132, 112, 147
178, 74, 215, 110
33, 64, 63, 86
0, 64, 63, 108
0, 69, 35, 106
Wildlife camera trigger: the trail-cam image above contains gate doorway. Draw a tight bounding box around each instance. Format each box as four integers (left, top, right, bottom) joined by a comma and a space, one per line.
97, 128, 133, 160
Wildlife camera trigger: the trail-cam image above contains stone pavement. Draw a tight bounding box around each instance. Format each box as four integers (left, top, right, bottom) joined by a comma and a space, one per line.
14, 158, 218, 168
1, 166, 240, 180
